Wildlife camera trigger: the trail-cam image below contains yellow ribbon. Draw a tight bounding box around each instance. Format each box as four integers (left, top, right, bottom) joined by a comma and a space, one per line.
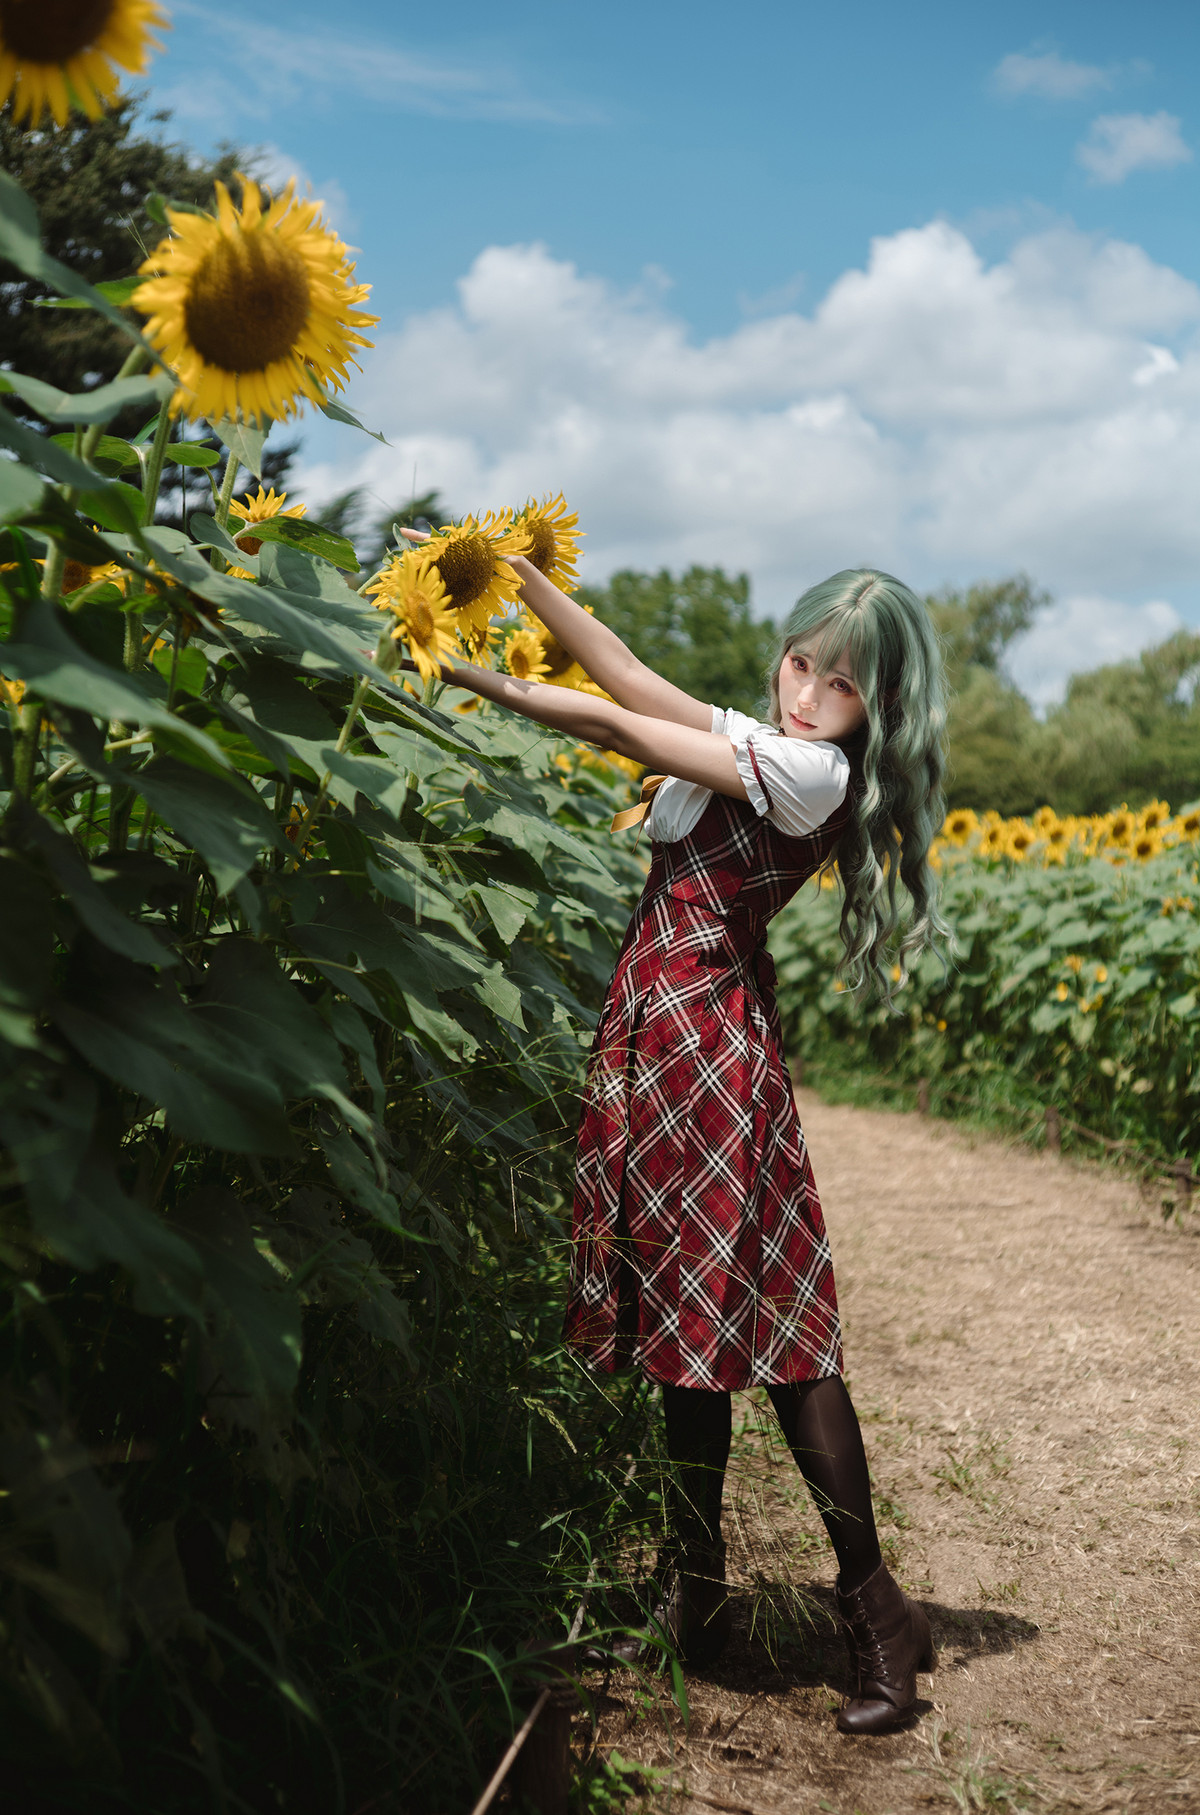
610, 773, 667, 834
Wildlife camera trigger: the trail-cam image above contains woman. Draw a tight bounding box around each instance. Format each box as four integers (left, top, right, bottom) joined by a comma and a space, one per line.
400, 541, 946, 1734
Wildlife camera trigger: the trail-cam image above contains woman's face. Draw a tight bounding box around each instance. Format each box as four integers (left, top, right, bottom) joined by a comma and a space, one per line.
777, 641, 868, 744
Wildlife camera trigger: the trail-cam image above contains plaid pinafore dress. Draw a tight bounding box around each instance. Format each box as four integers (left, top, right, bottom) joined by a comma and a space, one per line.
563, 782, 849, 1390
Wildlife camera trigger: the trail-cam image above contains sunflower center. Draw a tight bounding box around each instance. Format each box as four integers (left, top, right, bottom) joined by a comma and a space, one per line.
509, 648, 531, 680
541, 629, 574, 678
523, 519, 557, 574
184, 230, 311, 374
410, 600, 436, 643
433, 534, 494, 608
0, 0, 112, 59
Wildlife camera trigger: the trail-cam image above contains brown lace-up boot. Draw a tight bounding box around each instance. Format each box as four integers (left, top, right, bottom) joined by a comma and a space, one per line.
611, 1537, 732, 1668
835, 1561, 934, 1733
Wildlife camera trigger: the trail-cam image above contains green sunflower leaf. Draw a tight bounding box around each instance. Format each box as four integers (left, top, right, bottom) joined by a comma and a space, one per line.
0, 461, 46, 525
163, 443, 221, 468
212, 419, 266, 481
0, 369, 173, 428
316, 392, 389, 444
32, 274, 145, 310
51, 432, 141, 473
245, 516, 360, 572
128, 757, 289, 896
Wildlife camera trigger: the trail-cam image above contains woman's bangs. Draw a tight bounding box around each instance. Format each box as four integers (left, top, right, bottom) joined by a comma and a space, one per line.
788, 604, 874, 696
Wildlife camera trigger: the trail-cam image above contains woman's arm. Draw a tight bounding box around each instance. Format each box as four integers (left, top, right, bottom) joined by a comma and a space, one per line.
400, 528, 712, 731
428, 655, 749, 802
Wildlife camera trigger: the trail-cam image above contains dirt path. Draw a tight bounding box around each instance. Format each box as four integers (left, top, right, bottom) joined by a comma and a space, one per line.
589, 1094, 1200, 1814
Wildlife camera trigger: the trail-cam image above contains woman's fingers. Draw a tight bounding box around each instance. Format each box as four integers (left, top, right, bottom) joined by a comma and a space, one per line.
399, 526, 431, 544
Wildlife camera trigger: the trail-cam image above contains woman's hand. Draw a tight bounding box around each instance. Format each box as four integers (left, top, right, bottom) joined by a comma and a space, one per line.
399, 527, 708, 730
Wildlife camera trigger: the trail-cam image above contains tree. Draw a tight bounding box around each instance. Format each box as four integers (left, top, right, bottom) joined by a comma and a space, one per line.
927, 575, 1050, 813
0, 96, 248, 420
578, 566, 777, 717
1036, 629, 1200, 812
926, 573, 1049, 691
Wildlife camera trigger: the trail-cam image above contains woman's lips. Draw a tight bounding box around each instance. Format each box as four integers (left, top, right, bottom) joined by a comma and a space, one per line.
790, 712, 817, 730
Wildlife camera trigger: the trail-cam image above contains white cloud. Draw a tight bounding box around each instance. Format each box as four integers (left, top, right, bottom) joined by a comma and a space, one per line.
160, 0, 604, 133
299, 219, 1200, 634
993, 50, 1112, 100
1007, 596, 1183, 707
1076, 111, 1192, 184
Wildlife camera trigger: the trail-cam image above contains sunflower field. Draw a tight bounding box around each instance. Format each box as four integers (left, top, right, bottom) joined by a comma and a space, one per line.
773, 801, 1200, 1167
0, 95, 661, 1813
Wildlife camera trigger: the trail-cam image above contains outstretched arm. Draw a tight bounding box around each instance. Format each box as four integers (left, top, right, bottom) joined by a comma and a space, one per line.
414, 654, 749, 802
400, 528, 712, 731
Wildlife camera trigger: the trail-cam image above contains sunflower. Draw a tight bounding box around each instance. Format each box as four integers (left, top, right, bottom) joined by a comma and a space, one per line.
1006, 825, 1036, 860
513, 494, 583, 593
1106, 807, 1135, 846
979, 822, 1007, 858
1055, 982, 1070, 1002
1139, 800, 1171, 833
942, 808, 978, 844
366, 550, 458, 686
1132, 829, 1164, 862
0, 0, 165, 127
1032, 805, 1059, 831
226, 484, 306, 576
423, 511, 529, 639
61, 558, 127, 595
133, 177, 378, 427
1178, 807, 1200, 840
503, 625, 550, 683
0, 672, 25, 711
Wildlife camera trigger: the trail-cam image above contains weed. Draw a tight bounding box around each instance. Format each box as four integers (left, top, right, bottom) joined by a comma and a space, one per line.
912, 1720, 1040, 1812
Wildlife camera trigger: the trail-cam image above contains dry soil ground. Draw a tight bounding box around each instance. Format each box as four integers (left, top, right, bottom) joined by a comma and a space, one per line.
585, 1093, 1200, 1815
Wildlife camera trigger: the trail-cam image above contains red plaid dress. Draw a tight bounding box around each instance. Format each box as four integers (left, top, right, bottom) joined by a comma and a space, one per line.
563, 784, 849, 1389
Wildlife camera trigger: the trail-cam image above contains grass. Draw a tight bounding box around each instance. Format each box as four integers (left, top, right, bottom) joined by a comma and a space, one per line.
913, 1720, 1042, 1812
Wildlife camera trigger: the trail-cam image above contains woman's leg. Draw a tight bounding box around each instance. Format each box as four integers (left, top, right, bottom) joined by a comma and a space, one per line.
661, 1384, 733, 1548
766, 1376, 882, 1591
769, 1375, 932, 1732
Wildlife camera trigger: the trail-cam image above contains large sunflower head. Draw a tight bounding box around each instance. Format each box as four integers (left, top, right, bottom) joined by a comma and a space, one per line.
366, 550, 458, 686
512, 494, 583, 593
228, 484, 306, 558
0, 0, 166, 127
503, 624, 550, 684
423, 511, 529, 637
133, 177, 379, 427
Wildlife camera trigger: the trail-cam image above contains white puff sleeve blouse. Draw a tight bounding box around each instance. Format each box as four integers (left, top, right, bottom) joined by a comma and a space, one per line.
645, 706, 850, 844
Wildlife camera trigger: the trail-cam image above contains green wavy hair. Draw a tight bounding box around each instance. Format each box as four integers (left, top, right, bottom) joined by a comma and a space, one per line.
765, 568, 951, 1000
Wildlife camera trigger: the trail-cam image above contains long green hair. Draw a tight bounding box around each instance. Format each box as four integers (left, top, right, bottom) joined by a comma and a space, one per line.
765, 568, 951, 999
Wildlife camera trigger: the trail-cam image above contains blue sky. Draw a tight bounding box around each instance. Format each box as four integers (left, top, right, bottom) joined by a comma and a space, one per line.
147, 0, 1200, 699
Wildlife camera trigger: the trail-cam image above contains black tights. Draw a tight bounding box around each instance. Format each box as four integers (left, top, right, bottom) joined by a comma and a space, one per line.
661, 1377, 883, 1593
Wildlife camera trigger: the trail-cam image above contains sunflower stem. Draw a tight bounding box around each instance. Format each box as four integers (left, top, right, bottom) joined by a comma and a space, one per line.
123, 607, 146, 672
139, 400, 174, 526
214, 450, 241, 533
9, 698, 42, 805
284, 674, 371, 870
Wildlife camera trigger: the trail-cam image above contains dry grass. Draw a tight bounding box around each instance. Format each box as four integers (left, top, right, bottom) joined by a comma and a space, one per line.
575, 1094, 1200, 1813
